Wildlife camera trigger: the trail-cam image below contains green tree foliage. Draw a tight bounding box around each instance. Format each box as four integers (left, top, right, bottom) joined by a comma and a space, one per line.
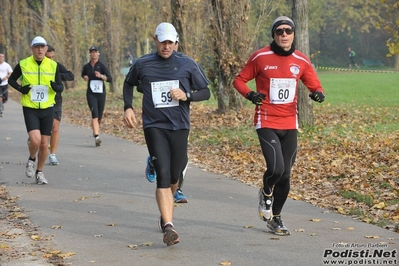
306, 0, 391, 67
378, 0, 399, 69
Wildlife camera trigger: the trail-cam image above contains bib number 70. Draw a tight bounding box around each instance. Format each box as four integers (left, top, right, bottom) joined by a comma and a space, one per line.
30, 85, 49, 102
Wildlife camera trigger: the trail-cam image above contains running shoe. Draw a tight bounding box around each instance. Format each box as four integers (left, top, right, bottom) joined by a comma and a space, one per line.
174, 188, 188, 203
95, 136, 102, 147
35, 172, 48, 185
25, 159, 36, 178
258, 187, 273, 222
158, 216, 165, 233
49, 154, 59, 165
145, 156, 156, 183
267, 216, 291, 236
163, 224, 180, 246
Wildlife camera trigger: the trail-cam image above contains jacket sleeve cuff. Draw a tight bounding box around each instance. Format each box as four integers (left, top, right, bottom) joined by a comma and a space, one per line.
124, 105, 133, 111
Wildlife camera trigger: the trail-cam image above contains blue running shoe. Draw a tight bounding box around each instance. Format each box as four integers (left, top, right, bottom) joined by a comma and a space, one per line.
174, 188, 188, 203
145, 156, 156, 183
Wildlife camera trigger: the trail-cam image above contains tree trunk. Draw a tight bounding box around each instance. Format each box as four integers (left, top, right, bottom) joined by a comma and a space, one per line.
62, 0, 78, 89
171, 0, 186, 53
292, 0, 314, 128
102, 0, 121, 94
217, 71, 229, 113
207, 0, 258, 113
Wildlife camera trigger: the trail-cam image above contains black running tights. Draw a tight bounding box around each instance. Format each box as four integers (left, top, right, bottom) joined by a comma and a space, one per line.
257, 128, 297, 216
144, 127, 189, 189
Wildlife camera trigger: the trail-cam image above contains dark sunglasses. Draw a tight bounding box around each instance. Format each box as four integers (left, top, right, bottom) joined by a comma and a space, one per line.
274, 28, 294, 36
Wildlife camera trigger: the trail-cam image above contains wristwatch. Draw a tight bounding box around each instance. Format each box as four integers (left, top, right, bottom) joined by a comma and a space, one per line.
186, 92, 192, 101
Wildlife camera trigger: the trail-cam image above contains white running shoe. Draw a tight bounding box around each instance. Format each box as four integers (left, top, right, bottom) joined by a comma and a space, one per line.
258, 187, 273, 222
49, 154, 59, 165
35, 172, 48, 185
95, 136, 102, 147
25, 159, 36, 178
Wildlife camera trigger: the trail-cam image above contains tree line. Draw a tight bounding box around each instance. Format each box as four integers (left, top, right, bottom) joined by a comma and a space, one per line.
0, 0, 397, 117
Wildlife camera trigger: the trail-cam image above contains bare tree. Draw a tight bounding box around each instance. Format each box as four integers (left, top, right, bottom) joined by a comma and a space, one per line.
102, 0, 122, 93
61, 0, 80, 89
171, 0, 186, 53
0, 0, 19, 64
207, 0, 274, 113
292, 0, 314, 127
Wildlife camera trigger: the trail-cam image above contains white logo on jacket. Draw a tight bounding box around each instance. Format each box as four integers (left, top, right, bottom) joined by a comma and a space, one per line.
264, 65, 278, 70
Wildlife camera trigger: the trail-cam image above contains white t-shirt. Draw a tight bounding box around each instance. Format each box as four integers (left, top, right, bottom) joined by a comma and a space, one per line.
0, 62, 13, 86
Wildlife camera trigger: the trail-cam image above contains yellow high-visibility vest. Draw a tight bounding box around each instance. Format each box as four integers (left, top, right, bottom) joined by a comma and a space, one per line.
20, 56, 57, 109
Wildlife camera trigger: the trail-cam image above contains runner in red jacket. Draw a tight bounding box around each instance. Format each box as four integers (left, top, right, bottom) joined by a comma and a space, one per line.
233, 16, 325, 236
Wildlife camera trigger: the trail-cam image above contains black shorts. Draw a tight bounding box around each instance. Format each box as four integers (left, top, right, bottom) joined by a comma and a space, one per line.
86, 91, 106, 120
0, 85, 8, 101
144, 127, 189, 188
23, 106, 54, 135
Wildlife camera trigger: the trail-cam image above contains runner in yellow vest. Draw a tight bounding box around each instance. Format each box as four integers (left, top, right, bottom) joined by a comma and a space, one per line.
8, 36, 63, 185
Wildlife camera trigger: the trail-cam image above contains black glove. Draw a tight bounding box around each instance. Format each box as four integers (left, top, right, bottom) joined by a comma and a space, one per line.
309, 91, 325, 103
51, 81, 63, 93
20, 85, 31, 94
246, 91, 266, 105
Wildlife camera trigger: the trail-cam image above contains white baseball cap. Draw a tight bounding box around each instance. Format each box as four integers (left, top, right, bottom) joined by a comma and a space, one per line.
155, 22, 178, 43
31, 36, 47, 47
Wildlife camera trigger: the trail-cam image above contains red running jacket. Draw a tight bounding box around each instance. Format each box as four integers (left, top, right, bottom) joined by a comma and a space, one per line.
233, 45, 324, 130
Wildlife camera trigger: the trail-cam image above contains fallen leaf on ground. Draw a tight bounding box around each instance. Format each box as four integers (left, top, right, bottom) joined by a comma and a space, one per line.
51, 225, 63, 229
364, 235, 379, 239
57, 252, 76, 258
74, 196, 89, 202
31, 235, 40, 240
0, 243, 10, 248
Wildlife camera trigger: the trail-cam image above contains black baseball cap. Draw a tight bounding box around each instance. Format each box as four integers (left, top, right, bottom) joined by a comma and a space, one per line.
89, 46, 99, 52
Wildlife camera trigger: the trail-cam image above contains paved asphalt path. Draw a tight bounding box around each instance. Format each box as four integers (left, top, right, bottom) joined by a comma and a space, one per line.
0, 100, 398, 266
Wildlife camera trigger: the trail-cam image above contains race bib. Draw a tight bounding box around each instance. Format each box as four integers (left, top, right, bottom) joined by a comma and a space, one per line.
90, 80, 104, 93
269, 78, 296, 104
151, 80, 179, 108
30, 85, 49, 102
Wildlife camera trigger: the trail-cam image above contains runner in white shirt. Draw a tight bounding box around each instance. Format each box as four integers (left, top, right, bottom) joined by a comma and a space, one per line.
0, 53, 13, 117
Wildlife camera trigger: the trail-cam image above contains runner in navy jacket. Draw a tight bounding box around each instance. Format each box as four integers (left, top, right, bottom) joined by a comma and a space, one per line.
123, 22, 210, 246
